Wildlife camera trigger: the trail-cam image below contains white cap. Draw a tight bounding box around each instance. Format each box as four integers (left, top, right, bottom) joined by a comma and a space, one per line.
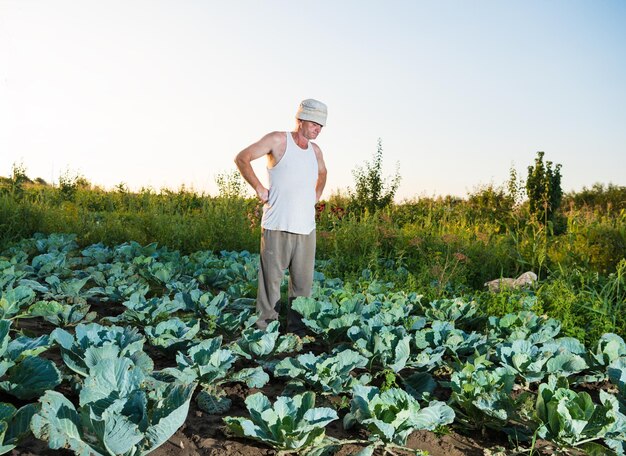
296, 99, 328, 126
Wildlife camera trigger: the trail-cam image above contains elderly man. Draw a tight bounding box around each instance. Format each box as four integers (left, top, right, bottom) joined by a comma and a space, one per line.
234, 99, 328, 334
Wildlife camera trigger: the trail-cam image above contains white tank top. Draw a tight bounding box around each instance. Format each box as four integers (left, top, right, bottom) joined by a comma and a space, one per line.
261, 132, 318, 234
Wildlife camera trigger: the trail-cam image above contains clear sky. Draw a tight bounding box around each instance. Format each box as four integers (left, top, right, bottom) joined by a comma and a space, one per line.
1, 0, 625, 200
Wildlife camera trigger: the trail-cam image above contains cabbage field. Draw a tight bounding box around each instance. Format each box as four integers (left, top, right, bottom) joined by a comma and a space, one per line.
0, 232, 625, 456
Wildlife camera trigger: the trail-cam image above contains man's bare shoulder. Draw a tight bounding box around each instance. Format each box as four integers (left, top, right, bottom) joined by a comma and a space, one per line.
236, 131, 287, 163
261, 131, 288, 164
310, 141, 323, 157
263, 131, 287, 148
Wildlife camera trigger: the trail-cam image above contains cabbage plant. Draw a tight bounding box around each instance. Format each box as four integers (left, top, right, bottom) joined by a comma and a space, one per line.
111, 240, 160, 262
446, 356, 530, 433
420, 297, 482, 329
41, 275, 94, 304
52, 322, 152, 377
160, 336, 267, 386
0, 319, 61, 400
535, 375, 625, 454
87, 262, 150, 302
139, 257, 183, 286
30, 251, 71, 277
488, 311, 561, 344
291, 296, 362, 345
542, 337, 588, 378
347, 324, 411, 373
157, 336, 268, 414
412, 320, 487, 365
80, 242, 113, 265
274, 349, 371, 395
214, 307, 256, 335
0, 254, 30, 291
32, 232, 78, 254
223, 391, 338, 452
0, 402, 37, 454
0, 286, 36, 320
177, 289, 229, 315
144, 318, 200, 355
292, 292, 416, 347
195, 250, 258, 298
231, 321, 304, 363
31, 357, 195, 456
104, 293, 184, 326
497, 339, 552, 383
593, 334, 626, 366
176, 290, 255, 336
29, 300, 97, 327
344, 385, 454, 452
581, 334, 626, 384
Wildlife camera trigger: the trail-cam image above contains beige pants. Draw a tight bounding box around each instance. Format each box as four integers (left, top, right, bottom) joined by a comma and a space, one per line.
256, 228, 316, 332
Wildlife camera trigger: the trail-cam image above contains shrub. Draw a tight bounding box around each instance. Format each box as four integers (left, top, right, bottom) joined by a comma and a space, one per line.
526, 151, 563, 227
349, 139, 400, 214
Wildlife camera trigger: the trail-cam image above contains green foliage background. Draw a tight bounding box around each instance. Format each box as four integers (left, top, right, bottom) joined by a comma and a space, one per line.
1, 163, 625, 346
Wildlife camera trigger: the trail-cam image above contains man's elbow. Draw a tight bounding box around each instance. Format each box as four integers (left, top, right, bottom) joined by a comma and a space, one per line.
234, 153, 246, 169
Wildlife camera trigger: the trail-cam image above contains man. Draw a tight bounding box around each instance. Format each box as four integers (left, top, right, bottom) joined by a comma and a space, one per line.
234, 99, 328, 334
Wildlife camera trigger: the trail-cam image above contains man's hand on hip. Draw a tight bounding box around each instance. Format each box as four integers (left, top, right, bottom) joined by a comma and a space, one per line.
256, 186, 269, 204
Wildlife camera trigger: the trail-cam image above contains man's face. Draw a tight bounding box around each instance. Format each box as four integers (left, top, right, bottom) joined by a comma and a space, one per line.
301, 120, 323, 139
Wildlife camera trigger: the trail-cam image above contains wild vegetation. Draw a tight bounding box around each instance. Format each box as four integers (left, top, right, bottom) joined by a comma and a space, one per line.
2, 152, 623, 344
0, 151, 624, 455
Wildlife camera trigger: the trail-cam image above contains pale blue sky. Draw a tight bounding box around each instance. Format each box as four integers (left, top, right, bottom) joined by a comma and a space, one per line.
1, 1, 625, 199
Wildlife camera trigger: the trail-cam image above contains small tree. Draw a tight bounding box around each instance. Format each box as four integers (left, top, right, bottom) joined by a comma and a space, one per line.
58, 169, 90, 201
8, 162, 29, 197
507, 165, 525, 207
215, 169, 249, 199
350, 139, 401, 213
526, 151, 562, 225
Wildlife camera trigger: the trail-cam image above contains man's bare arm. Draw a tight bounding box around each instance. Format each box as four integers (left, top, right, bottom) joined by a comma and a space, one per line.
234, 132, 283, 203
312, 143, 327, 203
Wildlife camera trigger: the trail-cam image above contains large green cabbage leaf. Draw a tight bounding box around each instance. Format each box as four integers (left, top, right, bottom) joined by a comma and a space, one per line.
231, 320, 304, 362
156, 336, 268, 415
347, 324, 411, 373
274, 349, 370, 394
0, 319, 61, 400
0, 286, 36, 320
344, 385, 454, 446
144, 318, 200, 354
31, 357, 195, 456
535, 375, 621, 452
488, 311, 561, 345
0, 402, 38, 454
223, 391, 338, 451
52, 322, 151, 377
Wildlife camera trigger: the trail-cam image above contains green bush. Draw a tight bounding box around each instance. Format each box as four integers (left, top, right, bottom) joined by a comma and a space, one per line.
349, 139, 400, 214
582, 225, 626, 274
526, 151, 563, 227
318, 212, 386, 279
564, 182, 626, 213
536, 276, 588, 343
